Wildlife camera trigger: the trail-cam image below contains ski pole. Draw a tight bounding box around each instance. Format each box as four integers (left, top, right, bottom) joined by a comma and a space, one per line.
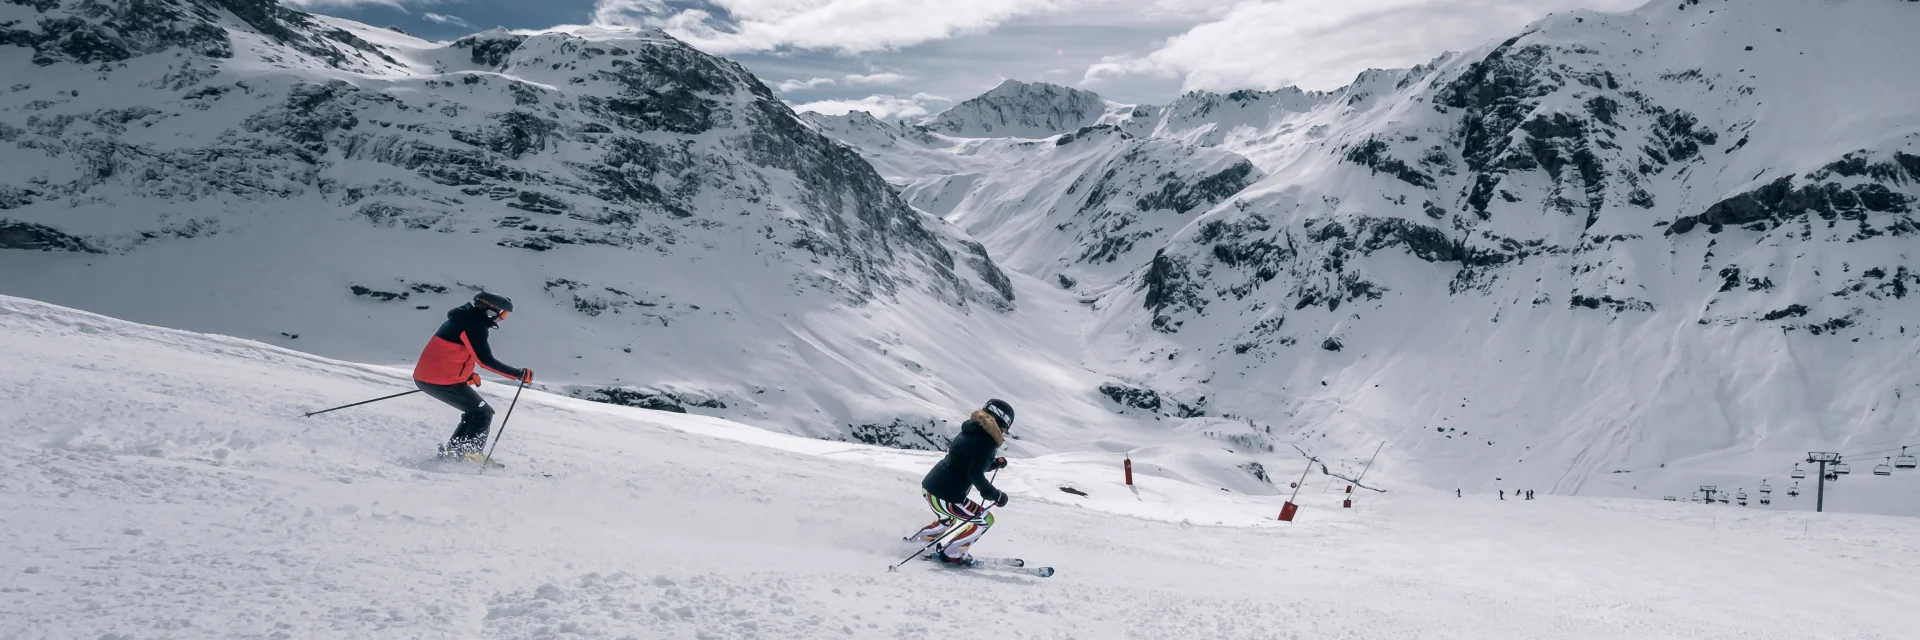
889, 470, 997, 572
478, 382, 527, 474
302, 389, 421, 418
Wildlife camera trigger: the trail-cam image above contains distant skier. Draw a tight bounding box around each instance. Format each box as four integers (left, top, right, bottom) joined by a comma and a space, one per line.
1526, 490, 1535, 500
1499, 489, 1505, 500
905, 399, 1015, 565
413, 292, 532, 462
1455, 488, 1461, 498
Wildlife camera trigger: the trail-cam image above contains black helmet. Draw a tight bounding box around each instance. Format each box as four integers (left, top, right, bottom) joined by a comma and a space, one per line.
474, 292, 514, 314
984, 398, 1014, 431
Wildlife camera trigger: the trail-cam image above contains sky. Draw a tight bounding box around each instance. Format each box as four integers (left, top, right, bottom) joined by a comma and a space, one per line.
290, 0, 1647, 120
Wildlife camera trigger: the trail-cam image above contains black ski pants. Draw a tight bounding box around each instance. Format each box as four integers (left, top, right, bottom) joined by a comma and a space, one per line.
416, 379, 494, 453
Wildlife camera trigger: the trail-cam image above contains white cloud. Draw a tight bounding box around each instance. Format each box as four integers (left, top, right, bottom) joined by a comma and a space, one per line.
843, 72, 912, 86
591, 0, 673, 27
423, 12, 473, 28
792, 93, 953, 120
1085, 0, 1643, 92
776, 77, 838, 92
593, 0, 1103, 54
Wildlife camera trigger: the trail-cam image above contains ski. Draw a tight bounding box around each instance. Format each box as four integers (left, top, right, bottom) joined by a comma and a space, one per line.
966, 555, 1025, 568
921, 553, 1052, 577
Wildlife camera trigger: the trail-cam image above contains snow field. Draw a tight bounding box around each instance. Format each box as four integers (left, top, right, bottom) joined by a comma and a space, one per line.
2, 295, 1917, 639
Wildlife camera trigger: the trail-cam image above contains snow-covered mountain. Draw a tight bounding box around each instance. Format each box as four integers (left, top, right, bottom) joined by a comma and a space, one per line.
0, 0, 1166, 455
920, 79, 1116, 139
898, 127, 1259, 292
810, 0, 1920, 500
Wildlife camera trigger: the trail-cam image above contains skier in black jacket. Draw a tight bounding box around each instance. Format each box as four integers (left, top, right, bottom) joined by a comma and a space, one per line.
905, 399, 1014, 565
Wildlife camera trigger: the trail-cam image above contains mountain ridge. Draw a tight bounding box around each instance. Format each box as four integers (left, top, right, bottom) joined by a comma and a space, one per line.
808, 0, 1920, 499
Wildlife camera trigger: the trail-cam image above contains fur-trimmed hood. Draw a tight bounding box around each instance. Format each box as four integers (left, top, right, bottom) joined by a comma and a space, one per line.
968, 410, 1005, 446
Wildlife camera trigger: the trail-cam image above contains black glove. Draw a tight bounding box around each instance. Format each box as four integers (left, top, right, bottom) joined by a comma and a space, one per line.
991, 457, 1008, 470
992, 491, 1009, 508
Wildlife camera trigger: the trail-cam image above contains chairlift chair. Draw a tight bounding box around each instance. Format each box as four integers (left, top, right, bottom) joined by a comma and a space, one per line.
1873, 458, 1893, 476
1791, 465, 1806, 480
1896, 447, 1917, 470
1834, 462, 1851, 475
1735, 490, 1748, 501
1759, 496, 1771, 505
1787, 486, 1800, 497
1717, 495, 1729, 504
1759, 481, 1772, 494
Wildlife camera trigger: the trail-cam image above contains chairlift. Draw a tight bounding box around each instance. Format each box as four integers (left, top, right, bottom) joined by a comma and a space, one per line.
1873, 457, 1893, 476
1791, 465, 1806, 480
1896, 446, 1917, 470
1663, 496, 1677, 501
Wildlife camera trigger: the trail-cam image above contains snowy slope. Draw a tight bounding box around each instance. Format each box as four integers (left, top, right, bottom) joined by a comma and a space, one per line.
812, 0, 1920, 506
5, 294, 1918, 639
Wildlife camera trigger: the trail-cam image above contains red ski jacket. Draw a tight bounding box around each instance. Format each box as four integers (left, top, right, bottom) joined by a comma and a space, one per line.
413, 304, 524, 385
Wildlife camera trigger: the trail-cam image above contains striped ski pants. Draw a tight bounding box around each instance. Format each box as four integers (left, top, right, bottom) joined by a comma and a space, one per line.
907, 490, 995, 559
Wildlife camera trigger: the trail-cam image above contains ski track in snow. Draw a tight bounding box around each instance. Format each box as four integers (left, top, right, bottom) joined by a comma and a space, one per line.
1, 295, 1915, 639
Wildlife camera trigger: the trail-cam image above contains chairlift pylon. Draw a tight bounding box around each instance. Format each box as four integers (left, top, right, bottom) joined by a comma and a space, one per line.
1873, 457, 1893, 476
1896, 446, 1917, 470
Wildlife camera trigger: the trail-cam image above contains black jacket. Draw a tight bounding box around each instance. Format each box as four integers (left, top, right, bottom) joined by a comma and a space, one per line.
921, 410, 1004, 504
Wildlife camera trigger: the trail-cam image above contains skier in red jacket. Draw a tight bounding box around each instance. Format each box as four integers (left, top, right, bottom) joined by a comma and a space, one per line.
413, 292, 531, 461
